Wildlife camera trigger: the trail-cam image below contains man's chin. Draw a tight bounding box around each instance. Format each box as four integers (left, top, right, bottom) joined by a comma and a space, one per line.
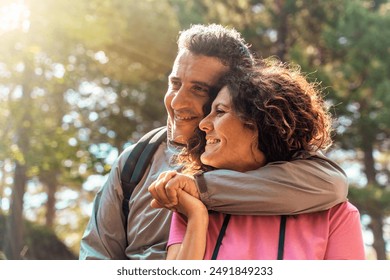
171, 134, 188, 145
171, 128, 192, 145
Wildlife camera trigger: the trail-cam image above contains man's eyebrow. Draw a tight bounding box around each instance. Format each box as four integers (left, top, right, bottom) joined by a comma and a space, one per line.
168, 75, 180, 81
168, 76, 212, 88
191, 81, 212, 88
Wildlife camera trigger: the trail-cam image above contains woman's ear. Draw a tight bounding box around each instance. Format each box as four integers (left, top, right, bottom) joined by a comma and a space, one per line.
244, 120, 256, 130
250, 129, 266, 167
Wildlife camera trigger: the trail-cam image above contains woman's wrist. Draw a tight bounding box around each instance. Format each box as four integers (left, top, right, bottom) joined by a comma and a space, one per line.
187, 204, 208, 225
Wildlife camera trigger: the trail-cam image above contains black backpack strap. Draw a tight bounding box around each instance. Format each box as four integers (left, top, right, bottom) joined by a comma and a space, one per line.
130, 127, 168, 186
211, 214, 231, 260
277, 215, 287, 260
120, 126, 167, 226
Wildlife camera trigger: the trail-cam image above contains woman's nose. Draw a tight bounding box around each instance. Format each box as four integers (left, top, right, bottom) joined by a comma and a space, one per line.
199, 114, 212, 132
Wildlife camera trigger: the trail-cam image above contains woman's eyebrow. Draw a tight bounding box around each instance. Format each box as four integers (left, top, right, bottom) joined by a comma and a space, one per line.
214, 102, 230, 110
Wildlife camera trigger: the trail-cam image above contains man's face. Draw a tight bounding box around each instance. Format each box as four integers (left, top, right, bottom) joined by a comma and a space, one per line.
164, 50, 228, 144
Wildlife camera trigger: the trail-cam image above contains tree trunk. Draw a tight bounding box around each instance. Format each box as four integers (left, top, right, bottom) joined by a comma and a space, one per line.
4, 67, 33, 259
274, 0, 289, 61
361, 121, 387, 259
0, 161, 6, 212
43, 172, 58, 228
4, 162, 27, 259
368, 214, 387, 260
362, 136, 377, 185
46, 187, 55, 228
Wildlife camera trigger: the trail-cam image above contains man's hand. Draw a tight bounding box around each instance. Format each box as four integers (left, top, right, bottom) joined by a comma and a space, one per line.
148, 170, 200, 210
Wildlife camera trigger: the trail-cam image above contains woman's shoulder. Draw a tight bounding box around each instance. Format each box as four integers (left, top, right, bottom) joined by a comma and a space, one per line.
332, 201, 359, 211
328, 201, 361, 220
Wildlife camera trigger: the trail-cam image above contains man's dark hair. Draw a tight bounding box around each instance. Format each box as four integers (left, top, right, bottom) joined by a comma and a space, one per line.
177, 24, 254, 69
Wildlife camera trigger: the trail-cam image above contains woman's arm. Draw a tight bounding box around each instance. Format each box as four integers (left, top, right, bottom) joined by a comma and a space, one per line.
198, 151, 348, 215
166, 191, 209, 260
149, 152, 348, 215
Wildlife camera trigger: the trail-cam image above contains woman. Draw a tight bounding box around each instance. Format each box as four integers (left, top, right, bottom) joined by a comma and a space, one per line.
153, 59, 365, 260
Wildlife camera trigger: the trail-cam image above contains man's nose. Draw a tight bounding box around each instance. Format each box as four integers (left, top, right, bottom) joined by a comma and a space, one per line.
171, 87, 190, 110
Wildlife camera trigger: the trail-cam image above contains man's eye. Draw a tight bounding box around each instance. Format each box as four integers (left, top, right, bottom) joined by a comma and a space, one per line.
195, 86, 206, 91
192, 86, 209, 97
170, 81, 181, 89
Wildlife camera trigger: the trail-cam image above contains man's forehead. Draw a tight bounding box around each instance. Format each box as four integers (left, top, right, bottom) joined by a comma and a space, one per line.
170, 51, 228, 84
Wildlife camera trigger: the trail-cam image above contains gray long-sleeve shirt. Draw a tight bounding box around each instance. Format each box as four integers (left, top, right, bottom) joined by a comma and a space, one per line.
79, 140, 348, 260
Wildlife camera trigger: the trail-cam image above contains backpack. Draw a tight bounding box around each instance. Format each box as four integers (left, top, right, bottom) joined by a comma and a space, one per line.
120, 126, 167, 230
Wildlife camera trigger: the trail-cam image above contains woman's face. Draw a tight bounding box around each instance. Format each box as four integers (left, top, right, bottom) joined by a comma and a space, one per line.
199, 86, 266, 172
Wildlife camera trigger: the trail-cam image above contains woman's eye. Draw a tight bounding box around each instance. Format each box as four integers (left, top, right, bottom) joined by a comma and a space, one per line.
216, 109, 225, 115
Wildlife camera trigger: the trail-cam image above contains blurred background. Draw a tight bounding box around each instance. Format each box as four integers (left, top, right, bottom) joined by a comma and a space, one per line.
0, 0, 389, 260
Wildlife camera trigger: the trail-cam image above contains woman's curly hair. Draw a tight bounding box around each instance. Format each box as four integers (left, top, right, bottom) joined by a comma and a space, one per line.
232, 58, 333, 162
179, 58, 334, 173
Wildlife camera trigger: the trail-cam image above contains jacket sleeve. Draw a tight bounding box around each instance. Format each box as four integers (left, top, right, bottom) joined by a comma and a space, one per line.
196, 151, 349, 215
79, 148, 132, 260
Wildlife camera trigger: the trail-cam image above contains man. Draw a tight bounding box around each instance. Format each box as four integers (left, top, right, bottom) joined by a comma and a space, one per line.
80, 24, 348, 260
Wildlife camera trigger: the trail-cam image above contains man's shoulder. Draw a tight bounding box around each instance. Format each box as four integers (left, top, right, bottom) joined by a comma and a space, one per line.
118, 126, 168, 162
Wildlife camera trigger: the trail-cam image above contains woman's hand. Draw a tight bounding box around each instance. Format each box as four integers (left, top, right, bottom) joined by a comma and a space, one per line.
174, 188, 207, 217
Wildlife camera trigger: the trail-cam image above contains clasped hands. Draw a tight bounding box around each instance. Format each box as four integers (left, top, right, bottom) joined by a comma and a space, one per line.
148, 170, 204, 215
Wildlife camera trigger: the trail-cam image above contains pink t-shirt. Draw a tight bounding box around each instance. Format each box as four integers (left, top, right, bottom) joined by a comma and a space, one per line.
168, 201, 365, 259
